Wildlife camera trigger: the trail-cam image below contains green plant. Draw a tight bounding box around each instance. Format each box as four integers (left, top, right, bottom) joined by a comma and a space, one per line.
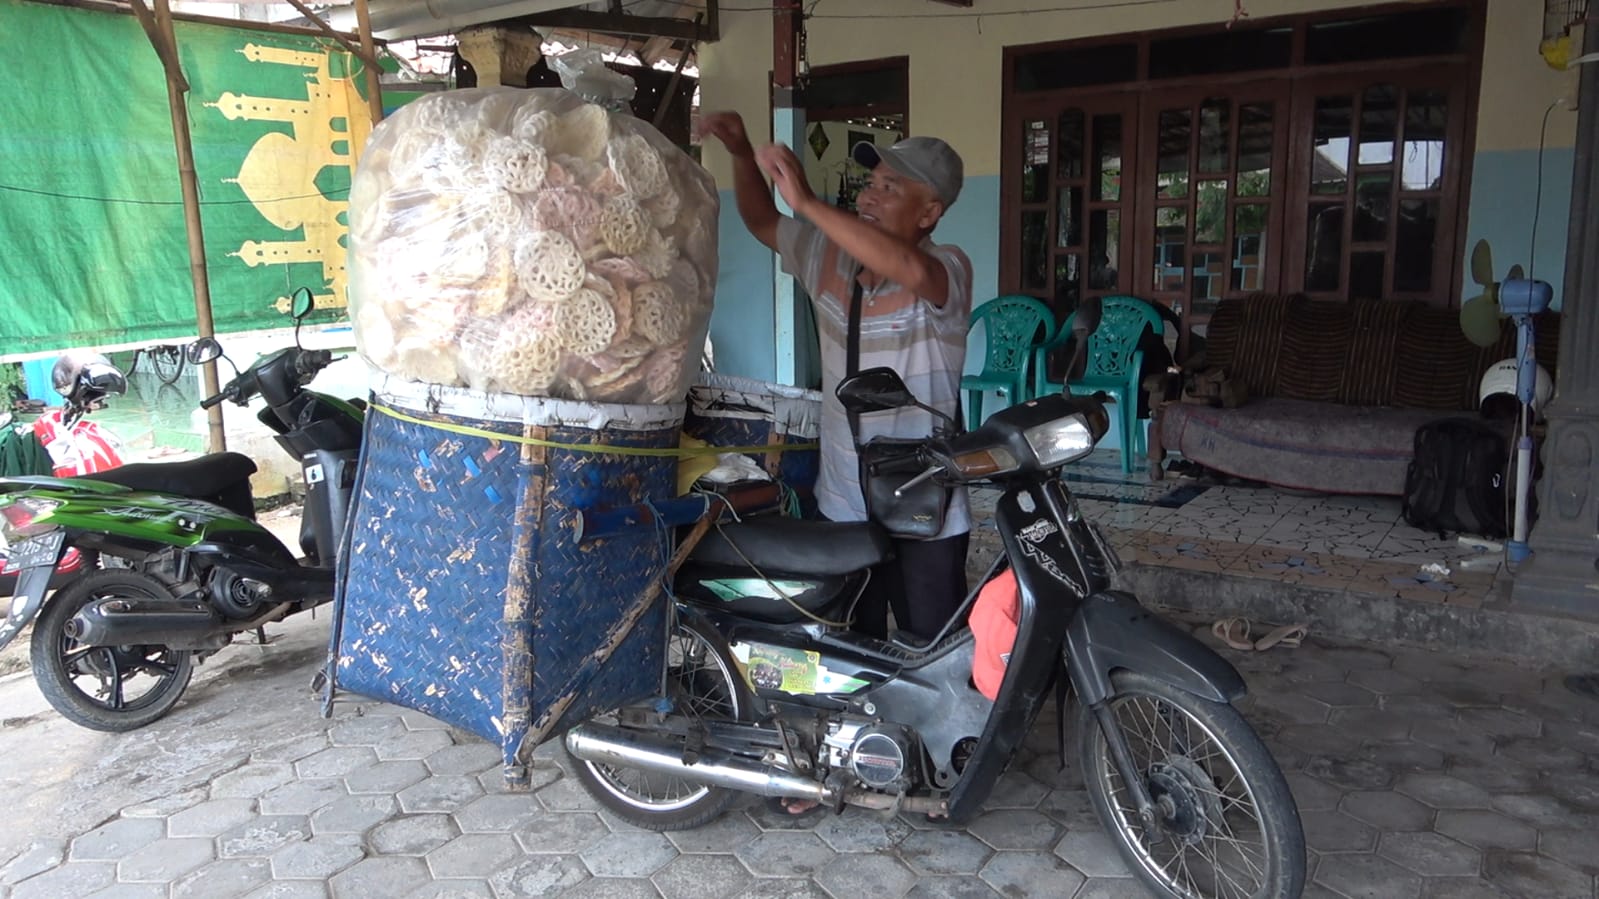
0, 362, 25, 404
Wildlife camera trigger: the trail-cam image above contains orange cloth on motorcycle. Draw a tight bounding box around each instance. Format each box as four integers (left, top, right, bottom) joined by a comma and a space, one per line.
970, 568, 1020, 701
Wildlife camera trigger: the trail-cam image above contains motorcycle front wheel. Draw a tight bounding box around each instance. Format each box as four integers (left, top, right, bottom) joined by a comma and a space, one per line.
1077, 671, 1306, 899
30, 570, 195, 732
570, 615, 752, 831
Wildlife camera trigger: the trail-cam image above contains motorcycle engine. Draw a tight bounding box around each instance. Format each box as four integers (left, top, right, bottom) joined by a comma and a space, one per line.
209, 571, 272, 619
825, 719, 918, 790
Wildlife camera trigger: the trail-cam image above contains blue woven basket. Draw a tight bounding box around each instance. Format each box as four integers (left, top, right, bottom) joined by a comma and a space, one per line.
684, 373, 821, 492
330, 378, 683, 784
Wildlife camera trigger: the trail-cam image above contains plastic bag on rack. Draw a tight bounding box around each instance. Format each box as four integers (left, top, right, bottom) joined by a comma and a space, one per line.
347, 51, 718, 404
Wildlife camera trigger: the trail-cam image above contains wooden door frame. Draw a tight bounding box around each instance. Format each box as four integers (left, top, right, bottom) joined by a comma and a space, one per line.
775, 56, 911, 130
999, 88, 1141, 309
999, 0, 1488, 314
1281, 62, 1477, 306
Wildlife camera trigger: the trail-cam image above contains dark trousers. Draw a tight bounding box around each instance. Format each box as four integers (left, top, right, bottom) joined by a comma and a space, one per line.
854, 532, 971, 642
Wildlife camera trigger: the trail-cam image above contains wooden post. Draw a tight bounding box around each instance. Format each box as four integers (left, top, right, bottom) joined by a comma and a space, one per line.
353, 0, 385, 124
135, 0, 227, 452
772, 0, 800, 96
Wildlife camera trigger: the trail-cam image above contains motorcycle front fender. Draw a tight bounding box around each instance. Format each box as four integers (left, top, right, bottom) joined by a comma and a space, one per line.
0, 565, 58, 651
1065, 590, 1245, 707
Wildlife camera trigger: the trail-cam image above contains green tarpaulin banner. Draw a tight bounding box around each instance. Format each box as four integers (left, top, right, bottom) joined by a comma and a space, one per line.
0, 0, 376, 355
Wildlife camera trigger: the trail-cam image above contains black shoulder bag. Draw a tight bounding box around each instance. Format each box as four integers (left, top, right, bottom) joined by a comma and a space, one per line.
846, 276, 952, 540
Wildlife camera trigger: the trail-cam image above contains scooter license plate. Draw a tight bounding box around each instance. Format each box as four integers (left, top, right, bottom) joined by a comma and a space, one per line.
3, 531, 64, 573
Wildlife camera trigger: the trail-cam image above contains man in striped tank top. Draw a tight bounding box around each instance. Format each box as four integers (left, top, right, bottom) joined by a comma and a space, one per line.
701, 112, 973, 645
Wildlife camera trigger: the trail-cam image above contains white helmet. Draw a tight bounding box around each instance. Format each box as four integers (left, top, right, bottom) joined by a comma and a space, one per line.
1479, 358, 1553, 411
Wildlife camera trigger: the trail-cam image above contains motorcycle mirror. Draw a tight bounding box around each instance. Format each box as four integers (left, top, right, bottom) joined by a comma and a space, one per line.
186, 338, 223, 366
288, 288, 316, 348
836, 367, 917, 413
290, 288, 316, 321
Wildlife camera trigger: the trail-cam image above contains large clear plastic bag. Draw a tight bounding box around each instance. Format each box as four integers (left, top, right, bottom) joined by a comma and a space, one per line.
347, 70, 718, 404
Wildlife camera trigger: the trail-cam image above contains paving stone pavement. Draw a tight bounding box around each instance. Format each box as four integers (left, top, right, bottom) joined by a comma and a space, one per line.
1, 614, 1597, 898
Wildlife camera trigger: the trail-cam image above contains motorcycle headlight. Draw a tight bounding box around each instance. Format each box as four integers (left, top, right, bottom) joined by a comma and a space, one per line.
1022, 414, 1097, 468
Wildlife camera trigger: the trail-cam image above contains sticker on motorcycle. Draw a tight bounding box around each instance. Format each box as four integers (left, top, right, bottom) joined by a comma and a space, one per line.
1019, 519, 1059, 543
1016, 518, 1085, 594
730, 642, 869, 695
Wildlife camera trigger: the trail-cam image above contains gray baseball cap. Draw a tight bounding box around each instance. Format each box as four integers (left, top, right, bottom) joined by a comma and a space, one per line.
852, 136, 964, 208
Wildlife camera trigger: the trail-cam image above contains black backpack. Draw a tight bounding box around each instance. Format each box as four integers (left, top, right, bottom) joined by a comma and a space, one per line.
1401, 418, 1509, 539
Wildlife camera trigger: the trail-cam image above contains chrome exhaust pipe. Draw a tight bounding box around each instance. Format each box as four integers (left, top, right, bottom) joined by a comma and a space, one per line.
565, 722, 828, 803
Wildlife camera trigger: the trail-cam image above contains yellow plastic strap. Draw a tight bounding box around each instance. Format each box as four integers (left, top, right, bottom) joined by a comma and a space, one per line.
370, 402, 819, 459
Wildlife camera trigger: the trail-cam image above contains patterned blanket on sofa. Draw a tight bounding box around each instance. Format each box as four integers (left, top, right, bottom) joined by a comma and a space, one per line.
1155, 294, 1560, 496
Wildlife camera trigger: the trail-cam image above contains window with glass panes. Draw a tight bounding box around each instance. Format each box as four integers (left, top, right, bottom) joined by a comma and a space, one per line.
1000, 2, 1481, 355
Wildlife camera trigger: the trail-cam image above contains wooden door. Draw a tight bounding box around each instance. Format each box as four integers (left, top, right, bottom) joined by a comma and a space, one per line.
1132, 83, 1292, 351
1001, 93, 1139, 321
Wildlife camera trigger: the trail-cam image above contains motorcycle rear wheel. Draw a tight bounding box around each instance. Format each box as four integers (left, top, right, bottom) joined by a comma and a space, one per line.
570, 615, 751, 831
1077, 671, 1306, 899
30, 570, 195, 732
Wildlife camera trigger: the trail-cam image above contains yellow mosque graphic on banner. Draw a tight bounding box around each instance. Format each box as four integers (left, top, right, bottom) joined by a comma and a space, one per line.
207, 43, 374, 314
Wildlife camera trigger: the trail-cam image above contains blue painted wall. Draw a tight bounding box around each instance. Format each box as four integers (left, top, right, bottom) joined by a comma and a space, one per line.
1463, 148, 1575, 310
707, 175, 1003, 384
708, 198, 777, 383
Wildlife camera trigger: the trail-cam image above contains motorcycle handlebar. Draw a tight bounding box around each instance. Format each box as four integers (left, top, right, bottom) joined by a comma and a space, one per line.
200, 390, 229, 409
296, 349, 333, 377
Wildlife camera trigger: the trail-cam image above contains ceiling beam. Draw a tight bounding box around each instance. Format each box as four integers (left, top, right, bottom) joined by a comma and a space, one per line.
497, 4, 718, 42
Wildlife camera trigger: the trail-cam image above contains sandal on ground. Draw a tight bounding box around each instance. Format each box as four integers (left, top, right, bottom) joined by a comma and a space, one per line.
1211, 617, 1308, 652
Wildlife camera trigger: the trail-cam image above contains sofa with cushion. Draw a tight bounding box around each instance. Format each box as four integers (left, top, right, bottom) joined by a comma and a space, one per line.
1149, 294, 1561, 496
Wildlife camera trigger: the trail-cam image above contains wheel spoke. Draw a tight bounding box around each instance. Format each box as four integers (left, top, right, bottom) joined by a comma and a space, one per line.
132, 657, 179, 677
582, 623, 743, 815
61, 643, 96, 664
1091, 686, 1281, 899
106, 652, 126, 710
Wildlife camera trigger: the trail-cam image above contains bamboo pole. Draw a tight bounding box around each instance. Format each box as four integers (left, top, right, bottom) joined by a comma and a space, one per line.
280, 0, 383, 70
134, 0, 226, 452
126, 0, 186, 91
352, 0, 384, 124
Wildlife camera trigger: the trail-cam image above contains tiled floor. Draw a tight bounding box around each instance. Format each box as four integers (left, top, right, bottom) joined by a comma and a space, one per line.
1, 450, 1595, 898
4, 606, 1597, 898
1012, 451, 1511, 610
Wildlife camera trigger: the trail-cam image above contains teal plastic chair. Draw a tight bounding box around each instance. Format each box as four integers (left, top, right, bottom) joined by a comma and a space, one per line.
1033, 295, 1163, 474
961, 296, 1057, 432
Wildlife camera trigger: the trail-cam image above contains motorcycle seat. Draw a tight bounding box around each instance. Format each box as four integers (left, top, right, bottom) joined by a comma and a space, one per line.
690, 517, 893, 576
79, 452, 259, 519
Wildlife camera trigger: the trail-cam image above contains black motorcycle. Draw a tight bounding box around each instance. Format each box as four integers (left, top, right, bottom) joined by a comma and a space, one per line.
565, 367, 1306, 898
0, 292, 364, 731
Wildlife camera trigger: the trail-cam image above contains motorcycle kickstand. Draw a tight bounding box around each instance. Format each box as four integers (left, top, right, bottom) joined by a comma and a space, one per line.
251, 626, 272, 645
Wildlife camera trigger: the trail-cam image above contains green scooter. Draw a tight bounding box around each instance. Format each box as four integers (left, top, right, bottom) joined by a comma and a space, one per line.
0, 291, 364, 731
